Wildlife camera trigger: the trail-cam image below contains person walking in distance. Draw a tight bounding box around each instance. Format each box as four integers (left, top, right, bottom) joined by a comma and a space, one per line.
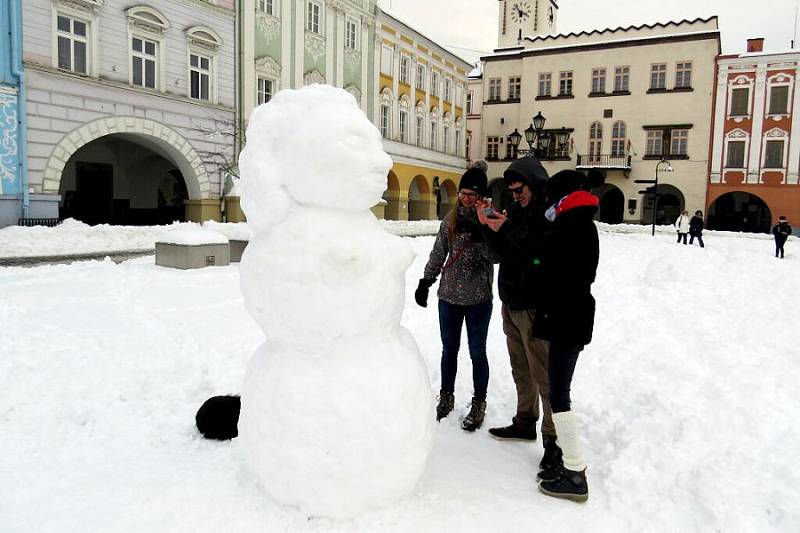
475, 157, 563, 481
772, 216, 792, 258
415, 163, 498, 432
675, 210, 690, 245
689, 210, 705, 248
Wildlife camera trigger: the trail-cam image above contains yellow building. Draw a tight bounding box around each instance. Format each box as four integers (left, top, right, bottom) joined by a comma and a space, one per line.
374, 8, 472, 220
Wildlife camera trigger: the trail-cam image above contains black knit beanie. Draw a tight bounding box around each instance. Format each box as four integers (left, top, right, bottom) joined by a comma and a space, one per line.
459, 167, 488, 196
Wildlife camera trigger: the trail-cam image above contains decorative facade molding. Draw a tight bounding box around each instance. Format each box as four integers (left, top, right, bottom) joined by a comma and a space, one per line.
185, 26, 223, 52
54, 0, 104, 15
126, 5, 169, 35
304, 69, 326, 85
764, 127, 789, 137
0, 93, 19, 189
305, 32, 326, 62
255, 56, 281, 79
256, 12, 280, 43
726, 128, 748, 139
345, 49, 361, 78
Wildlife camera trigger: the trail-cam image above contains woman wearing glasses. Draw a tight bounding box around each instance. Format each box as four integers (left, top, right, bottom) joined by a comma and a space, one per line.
414, 161, 498, 432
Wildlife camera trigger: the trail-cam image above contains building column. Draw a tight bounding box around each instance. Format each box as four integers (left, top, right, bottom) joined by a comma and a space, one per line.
280, 0, 292, 89
747, 66, 767, 184
294, 0, 304, 88
787, 65, 800, 185
334, 8, 345, 87
325, 3, 335, 84
709, 65, 728, 184
360, 16, 370, 115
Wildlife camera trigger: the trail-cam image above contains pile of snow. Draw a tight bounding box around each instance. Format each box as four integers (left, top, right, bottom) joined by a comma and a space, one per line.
236, 85, 433, 518
156, 224, 228, 246
1, 230, 798, 531
202, 221, 253, 242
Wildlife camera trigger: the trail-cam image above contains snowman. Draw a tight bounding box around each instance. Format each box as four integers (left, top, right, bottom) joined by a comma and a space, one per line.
237, 85, 434, 519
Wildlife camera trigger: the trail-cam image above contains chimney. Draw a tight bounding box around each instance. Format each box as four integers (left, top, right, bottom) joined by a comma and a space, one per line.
747, 38, 765, 53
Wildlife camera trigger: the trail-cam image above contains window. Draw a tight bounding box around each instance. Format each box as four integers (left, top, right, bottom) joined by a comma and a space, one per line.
591, 68, 606, 94
765, 140, 784, 168
445, 78, 452, 101
670, 129, 688, 156
508, 76, 521, 100
769, 86, 789, 115
730, 88, 750, 116
559, 71, 573, 96
399, 55, 410, 84
398, 110, 408, 143
430, 121, 437, 149
726, 141, 745, 168
646, 131, 663, 156
506, 135, 518, 160
345, 19, 358, 50
487, 136, 500, 160
57, 15, 88, 74
488, 78, 501, 101
380, 45, 393, 75
306, 1, 321, 33
466, 91, 473, 114
443, 125, 450, 152
416, 116, 423, 146
257, 0, 274, 15
611, 121, 626, 156
431, 71, 439, 97
650, 63, 667, 90
131, 37, 157, 89
466, 135, 471, 159
675, 62, 692, 88
257, 77, 273, 104
190, 53, 211, 100
416, 64, 426, 91
614, 66, 629, 92
538, 73, 552, 97
588, 122, 603, 161
379, 105, 390, 138
456, 129, 462, 157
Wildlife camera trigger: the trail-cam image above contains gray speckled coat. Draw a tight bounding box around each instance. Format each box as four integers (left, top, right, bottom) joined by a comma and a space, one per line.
423, 208, 498, 306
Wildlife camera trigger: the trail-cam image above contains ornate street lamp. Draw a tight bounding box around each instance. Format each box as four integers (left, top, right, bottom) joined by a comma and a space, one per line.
509, 128, 522, 151
532, 111, 546, 133
556, 127, 569, 150
524, 124, 536, 151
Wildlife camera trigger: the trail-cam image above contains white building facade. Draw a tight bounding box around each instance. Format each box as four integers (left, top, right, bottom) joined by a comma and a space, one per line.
479, 17, 721, 224
20, 0, 236, 226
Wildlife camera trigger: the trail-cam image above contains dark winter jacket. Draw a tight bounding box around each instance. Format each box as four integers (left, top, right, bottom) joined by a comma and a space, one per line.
486, 201, 551, 310
423, 207, 498, 306
773, 222, 792, 243
539, 191, 600, 347
689, 215, 704, 237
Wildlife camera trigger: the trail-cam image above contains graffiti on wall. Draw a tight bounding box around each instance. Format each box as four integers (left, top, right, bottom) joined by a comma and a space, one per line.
0, 91, 20, 195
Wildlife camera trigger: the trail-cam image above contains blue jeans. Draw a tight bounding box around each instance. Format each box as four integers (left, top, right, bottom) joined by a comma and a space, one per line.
438, 299, 492, 401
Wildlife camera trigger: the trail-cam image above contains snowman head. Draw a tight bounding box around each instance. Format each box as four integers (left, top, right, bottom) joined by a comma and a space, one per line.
241, 85, 391, 224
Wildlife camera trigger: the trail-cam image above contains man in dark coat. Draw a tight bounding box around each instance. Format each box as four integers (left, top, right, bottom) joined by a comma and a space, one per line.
536, 169, 602, 503
476, 157, 563, 480
772, 216, 792, 258
689, 210, 705, 247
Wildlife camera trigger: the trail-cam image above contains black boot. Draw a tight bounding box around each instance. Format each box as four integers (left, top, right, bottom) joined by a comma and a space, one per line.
436, 391, 455, 421
537, 435, 563, 482
539, 468, 588, 503
461, 398, 486, 432
488, 423, 537, 441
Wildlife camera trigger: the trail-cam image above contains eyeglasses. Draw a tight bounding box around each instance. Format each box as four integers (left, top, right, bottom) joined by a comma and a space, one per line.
507, 186, 525, 195
458, 191, 479, 199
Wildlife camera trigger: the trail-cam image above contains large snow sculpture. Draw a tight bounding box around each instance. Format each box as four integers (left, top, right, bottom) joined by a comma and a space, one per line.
237, 85, 434, 519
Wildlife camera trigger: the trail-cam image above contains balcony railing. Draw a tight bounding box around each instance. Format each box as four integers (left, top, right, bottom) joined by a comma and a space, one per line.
576, 154, 632, 170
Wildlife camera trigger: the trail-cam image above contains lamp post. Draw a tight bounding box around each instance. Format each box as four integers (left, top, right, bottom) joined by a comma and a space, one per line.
509, 112, 547, 158
636, 159, 673, 236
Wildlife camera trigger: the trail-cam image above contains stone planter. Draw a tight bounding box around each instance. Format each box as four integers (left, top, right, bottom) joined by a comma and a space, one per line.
155, 242, 230, 269
229, 239, 249, 262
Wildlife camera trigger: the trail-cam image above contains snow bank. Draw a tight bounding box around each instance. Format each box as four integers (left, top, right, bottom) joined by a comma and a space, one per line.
202, 221, 253, 242
156, 225, 228, 245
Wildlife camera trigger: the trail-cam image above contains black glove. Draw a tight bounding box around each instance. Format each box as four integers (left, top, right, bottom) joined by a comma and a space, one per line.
415, 278, 435, 308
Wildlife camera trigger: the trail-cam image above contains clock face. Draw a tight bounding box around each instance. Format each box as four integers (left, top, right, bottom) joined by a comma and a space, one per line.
510, 1, 531, 23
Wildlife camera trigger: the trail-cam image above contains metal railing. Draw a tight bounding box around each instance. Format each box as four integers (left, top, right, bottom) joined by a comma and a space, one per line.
576, 154, 632, 169
18, 218, 62, 227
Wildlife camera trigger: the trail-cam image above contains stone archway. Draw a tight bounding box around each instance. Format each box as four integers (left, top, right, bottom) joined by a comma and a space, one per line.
641, 183, 685, 226
408, 175, 433, 220
383, 170, 403, 220
594, 183, 624, 224
439, 179, 457, 220
708, 191, 772, 233
41, 117, 211, 201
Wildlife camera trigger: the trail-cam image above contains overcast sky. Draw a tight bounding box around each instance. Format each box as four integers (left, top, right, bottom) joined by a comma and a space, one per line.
377, 0, 800, 65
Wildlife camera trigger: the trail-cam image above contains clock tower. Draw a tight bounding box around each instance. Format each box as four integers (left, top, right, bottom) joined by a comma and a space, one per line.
498, 0, 559, 49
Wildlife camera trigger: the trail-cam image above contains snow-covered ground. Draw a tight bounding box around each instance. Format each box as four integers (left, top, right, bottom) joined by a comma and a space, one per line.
1, 227, 798, 532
